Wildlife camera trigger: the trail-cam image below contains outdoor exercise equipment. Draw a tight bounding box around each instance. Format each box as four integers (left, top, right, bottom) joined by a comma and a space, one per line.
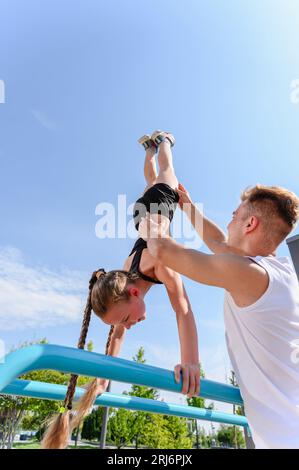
0, 344, 248, 429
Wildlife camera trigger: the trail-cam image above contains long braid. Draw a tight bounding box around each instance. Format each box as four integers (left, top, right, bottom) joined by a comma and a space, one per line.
70, 323, 115, 430
105, 324, 115, 355
66, 273, 117, 431
41, 269, 104, 449
63, 273, 97, 411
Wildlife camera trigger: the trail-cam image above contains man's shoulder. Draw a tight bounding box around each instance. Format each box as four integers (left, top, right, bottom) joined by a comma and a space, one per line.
209, 253, 268, 305
224, 256, 270, 308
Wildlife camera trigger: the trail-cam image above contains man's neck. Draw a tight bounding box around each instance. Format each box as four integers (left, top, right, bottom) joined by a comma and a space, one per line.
228, 243, 276, 258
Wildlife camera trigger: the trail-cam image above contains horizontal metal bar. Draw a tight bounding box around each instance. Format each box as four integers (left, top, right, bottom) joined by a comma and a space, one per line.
2, 379, 248, 427
0, 344, 243, 405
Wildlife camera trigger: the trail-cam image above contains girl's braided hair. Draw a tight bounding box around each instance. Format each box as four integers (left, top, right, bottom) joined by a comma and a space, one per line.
41, 268, 139, 449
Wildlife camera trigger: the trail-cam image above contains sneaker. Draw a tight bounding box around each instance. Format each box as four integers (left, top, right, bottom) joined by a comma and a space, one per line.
138, 134, 157, 151
151, 130, 175, 147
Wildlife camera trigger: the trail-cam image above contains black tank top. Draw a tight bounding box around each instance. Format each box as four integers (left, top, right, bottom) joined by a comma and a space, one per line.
128, 238, 163, 284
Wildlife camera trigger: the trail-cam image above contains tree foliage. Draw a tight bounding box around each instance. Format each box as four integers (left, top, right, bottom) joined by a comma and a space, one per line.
0, 338, 96, 447
216, 424, 245, 448
105, 347, 193, 449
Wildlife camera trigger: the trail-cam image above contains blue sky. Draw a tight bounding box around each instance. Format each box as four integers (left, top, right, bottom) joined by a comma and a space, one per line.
1, 0, 299, 420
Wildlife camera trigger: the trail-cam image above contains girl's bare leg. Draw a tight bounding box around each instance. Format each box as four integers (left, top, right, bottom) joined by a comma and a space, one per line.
143, 147, 157, 194
156, 140, 178, 189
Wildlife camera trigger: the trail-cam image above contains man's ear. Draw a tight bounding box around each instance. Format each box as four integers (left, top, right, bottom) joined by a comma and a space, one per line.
245, 215, 259, 233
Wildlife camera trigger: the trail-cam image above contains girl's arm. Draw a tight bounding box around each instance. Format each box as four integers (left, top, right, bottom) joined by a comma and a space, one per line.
154, 262, 200, 398
99, 324, 126, 390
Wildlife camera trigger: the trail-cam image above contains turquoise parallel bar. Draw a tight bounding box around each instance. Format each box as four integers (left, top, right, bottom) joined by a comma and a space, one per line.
2, 379, 248, 428
0, 344, 243, 405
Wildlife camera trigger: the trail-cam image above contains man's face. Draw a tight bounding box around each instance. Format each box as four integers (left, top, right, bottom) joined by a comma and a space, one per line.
227, 202, 250, 247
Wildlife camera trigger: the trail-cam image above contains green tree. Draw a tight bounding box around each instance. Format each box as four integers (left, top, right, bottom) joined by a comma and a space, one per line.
81, 407, 107, 441
0, 339, 96, 447
21, 367, 92, 439
198, 426, 209, 448
228, 370, 247, 448
140, 414, 170, 449
0, 339, 61, 448
186, 366, 214, 449
0, 396, 26, 449
126, 348, 192, 449
107, 408, 134, 448
123, 347, 160, 449
163, 415, 193, 449
80, 346, 199, 449
105, 348, 159, 449
138, 413, 192, 449
207, 424, 219, 448
103, 347, 192, 449
217, 424, 245, 448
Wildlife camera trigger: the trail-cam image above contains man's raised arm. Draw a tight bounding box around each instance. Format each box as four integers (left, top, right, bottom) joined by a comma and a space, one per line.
177, 183, 230, 254
145, 232, 268, 306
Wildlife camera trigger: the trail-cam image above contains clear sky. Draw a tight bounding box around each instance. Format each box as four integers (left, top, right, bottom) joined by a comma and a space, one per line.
1, 0, 299, 425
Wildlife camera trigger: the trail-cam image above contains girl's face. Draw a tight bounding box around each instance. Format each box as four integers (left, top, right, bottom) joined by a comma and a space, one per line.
103, 285, 146, 330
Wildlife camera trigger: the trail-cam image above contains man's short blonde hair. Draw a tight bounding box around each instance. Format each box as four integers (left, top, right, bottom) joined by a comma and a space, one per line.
240, 184, 299, 246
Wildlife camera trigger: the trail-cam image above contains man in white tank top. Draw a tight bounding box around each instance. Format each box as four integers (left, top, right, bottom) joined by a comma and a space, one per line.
140, 184, 299, 449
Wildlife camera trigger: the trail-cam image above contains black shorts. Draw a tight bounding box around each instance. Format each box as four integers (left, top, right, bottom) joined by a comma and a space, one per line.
133, 183, 179, 231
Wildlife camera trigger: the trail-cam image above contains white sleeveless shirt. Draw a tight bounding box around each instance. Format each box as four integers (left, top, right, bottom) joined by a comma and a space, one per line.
223, 255, 299, 448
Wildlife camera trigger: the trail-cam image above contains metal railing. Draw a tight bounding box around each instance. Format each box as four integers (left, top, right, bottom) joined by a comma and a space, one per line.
0, 343, 248, 429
